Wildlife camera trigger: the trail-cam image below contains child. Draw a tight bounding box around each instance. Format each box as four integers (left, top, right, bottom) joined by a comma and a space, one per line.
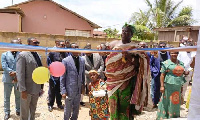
88, 70, 109, 120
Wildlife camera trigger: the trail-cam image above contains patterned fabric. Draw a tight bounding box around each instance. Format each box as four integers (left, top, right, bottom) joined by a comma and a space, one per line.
157, 83, 182, 120
89, 81, 109, 120
106, 52, 136, 92
160, 59, 186, 85
157, 59, 186, 120
130, 53, 150, 106
105, 44, 151, 120
106, 46, 150, 107
109, 77, 141, 120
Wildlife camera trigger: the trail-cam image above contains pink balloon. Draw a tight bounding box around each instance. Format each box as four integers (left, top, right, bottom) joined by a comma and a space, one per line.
49, 62, 65, 77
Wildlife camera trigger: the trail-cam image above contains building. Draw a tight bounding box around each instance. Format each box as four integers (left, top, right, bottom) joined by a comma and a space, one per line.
154, 26, 200, 42
0, 0, 101, 37
93, 31, 107, 38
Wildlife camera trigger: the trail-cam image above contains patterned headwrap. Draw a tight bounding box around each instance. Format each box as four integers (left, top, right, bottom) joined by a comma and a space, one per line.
122, 23, 136, 35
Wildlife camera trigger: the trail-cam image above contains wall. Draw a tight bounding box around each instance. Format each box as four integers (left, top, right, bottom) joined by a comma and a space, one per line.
0, 31, 115, 70
158, 30, 199, 42
0, 13, 20, 32
158, 31, 175, 41
19, 0, 94, 36
0, 32, 181, 70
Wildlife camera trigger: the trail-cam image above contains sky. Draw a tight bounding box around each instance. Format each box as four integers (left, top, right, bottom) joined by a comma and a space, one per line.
0, 0, 199, 32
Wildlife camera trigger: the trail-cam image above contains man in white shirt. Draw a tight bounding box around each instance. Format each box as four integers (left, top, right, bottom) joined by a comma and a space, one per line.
177, 49, 196, 101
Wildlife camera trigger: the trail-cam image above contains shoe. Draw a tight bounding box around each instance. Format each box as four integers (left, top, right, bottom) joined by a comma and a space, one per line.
16, 112, 20, 116
153, 104, 158, 108
80, 102, 85, 106
4, 114, 10, 120
48, 106, 53, 112
58, 105, 64, 109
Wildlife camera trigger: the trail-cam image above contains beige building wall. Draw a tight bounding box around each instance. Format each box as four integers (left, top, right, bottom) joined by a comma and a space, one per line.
0, 32, 115, 70
0, 32, 180, 70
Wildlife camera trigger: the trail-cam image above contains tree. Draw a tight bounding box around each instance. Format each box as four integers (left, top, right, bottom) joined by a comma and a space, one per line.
169, 6, 196, 26
103, 28, 119, 38
130, 0, 196, 29
133, 25, 155, 40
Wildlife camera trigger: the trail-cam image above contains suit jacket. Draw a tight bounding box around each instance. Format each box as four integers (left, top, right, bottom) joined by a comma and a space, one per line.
47, 52, 68, 65
82, 53, 104, 85
1, 51, 19, 83
16, 51, 41, 94
147, 52, 160, 79
60, 56, 85, 97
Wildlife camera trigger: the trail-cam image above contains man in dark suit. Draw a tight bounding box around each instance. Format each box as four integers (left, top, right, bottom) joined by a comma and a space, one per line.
60, 43, 85, 120
1, 39, 21, 120
16, 37, 43, 120
47, 40, 66, 112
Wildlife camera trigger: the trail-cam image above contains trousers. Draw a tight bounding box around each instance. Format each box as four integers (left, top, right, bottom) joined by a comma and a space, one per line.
48, 79, 62, 107
64, 93, 81, 120
4, 82, 20, 114
20, 94, 39, 120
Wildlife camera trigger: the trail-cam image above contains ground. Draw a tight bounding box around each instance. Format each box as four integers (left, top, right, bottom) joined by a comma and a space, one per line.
0, 74, 190, 120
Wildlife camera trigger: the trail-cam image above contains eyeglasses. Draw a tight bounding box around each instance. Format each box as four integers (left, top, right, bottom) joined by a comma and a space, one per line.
159, 46, 165, 48
60, 44, 65, 47
33, 41, 40, 45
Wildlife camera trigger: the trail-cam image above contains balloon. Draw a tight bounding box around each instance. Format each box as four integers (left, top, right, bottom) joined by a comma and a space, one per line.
49, 62, 65, 77
32, 67, 50, 84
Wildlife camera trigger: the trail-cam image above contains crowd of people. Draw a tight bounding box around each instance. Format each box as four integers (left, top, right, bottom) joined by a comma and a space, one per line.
1, 24, 196, 120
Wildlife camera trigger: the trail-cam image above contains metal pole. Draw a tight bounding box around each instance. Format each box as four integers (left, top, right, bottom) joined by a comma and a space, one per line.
12, 0, 13, 5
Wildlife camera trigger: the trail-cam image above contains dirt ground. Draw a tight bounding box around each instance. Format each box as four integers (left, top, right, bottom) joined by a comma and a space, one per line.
0, 74, 190, 120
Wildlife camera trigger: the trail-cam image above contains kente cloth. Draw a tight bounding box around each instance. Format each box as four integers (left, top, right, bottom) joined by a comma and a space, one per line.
105, 45, 150, 107
130, 52, 151, 106
105, 48, 136, 97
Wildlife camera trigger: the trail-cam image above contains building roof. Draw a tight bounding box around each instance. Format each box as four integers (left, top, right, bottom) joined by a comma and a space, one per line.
0, 7, 25, 16
6, 0, 101, 29
154, 26, 200, 31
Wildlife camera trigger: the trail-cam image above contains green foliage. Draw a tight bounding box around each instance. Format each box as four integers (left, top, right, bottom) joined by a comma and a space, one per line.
134, 25, 155, 40
169, 6, 196, 26
103, 28, 119, 38
129, 0, 196, 30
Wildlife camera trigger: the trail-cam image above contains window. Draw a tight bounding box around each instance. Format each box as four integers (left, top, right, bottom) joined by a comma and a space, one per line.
65, 29, 91, 37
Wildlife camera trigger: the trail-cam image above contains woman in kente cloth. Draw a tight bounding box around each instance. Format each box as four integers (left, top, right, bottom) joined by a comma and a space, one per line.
157, 51, 188, 120
105, 23, 151, 120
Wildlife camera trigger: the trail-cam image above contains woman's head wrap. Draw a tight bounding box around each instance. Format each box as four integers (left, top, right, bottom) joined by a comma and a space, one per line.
122, 23, 136, 35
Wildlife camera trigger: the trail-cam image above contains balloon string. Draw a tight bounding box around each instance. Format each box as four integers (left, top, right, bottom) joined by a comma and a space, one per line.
45, 47, 57, 85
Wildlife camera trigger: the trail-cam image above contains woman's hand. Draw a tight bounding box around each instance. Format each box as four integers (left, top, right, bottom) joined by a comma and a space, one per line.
150, 51, 158, 58
160, 86, 165, 93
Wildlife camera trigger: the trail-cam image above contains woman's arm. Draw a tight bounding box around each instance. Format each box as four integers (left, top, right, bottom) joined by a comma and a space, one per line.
160, 73, 165, 93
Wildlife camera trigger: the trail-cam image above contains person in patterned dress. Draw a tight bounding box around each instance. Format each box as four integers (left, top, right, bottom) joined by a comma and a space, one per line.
157, 51, 189, 120
88, 70, 109, 120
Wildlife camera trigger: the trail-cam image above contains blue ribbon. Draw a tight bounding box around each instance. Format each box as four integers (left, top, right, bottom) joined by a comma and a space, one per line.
0, 42, 197, 53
